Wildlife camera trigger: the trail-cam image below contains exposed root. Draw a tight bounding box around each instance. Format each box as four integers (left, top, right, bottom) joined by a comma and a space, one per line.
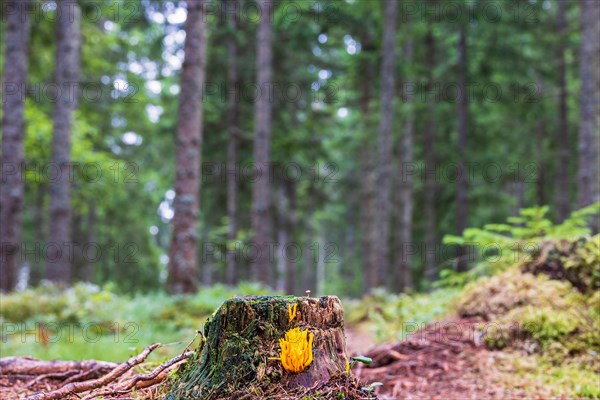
62, 366, 106, 385
22, 343, 160, 400
25, 370, 80, 388
80, 351, 192, 400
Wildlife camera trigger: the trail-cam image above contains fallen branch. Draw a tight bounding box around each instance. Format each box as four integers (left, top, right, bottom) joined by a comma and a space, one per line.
0, 357, 116, 376
23, 343, 160, 400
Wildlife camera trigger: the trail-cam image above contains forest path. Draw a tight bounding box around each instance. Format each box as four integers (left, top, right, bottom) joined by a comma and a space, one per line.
349, 318, 546, 400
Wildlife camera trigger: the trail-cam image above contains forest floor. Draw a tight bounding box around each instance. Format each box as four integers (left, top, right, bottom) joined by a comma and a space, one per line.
351, 317, 563, 400
3, 318, 562, 400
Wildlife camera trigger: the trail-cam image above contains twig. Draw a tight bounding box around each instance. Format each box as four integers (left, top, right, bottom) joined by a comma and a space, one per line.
62, 366, 105, 384
26, 370, 80, 387
80, 351, 193, 400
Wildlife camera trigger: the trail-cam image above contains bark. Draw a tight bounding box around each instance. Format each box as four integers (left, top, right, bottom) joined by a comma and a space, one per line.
555, 0, 570, 222
0, 0, 30, 292
423, 23, 438, 282
226, 0, 240, 285
46, 0, 81, 284
395, 37, 414, 291
167, 0, 207, 294
358, 30, 377, 291
250, 0, 274, 285
168, 296, 349, 399
577, 0, 600, 210
455, 26, 469, 272
373, 0, 398, 287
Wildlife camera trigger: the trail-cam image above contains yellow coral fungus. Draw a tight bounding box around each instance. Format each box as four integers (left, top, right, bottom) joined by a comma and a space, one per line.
287, 303, 298, 323
277, 327, 314, 373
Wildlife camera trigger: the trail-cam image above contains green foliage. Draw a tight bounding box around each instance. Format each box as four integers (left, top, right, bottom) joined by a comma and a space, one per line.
456, 240, 599, 368
440, 204, 600, 286
0, 282, 121, 325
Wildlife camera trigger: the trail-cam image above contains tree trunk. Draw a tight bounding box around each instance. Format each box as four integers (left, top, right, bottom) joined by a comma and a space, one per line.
395, 36, 414, 292
167, 296, 349, 399
0, 0, 30, 292
455, 26, 469, 272
423, 21, 438, 282
358, 30, 377, 291
373, 0, 398, 288
46, 0, 81, 285
167, 0, 207, 294
226, 0, 240, 286
250, 0, 274, 285
555, 0, 570, 222
577, 0, 600, 211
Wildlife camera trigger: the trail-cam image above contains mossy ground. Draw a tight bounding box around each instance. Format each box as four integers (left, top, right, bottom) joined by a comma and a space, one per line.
454, 237, 600, 399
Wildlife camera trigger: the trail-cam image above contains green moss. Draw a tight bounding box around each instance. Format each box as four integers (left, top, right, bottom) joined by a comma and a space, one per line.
457, 269, 577, 320
167, 296, 300, 399
496, 351, 600, 399
519, 307, 577, 348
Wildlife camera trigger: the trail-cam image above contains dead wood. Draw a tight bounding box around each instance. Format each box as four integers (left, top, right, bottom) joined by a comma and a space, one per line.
0, 357, 116, 376
22, 343, 159, 400
80, 351, 192, 400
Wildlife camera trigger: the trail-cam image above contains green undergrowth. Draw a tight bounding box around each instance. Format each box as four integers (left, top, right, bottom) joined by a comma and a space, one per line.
0, 282, 273, 361
446, 205, 600, 399
487, 350, 600, 399
456, 240, 600, 357
345, 287, 460, 343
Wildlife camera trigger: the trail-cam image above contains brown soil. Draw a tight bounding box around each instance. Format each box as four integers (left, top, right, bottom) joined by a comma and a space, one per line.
353, 318, 537, 399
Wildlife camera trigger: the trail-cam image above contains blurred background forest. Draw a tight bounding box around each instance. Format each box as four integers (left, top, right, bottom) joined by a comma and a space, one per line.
1, 0, 599, 295
1, 1, 600, 397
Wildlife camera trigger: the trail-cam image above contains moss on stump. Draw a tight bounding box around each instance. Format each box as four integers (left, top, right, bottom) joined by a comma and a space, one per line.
167, 295, 350, 399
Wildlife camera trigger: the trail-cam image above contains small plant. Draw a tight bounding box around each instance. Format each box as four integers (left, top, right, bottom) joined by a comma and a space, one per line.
441, 203, 599, 285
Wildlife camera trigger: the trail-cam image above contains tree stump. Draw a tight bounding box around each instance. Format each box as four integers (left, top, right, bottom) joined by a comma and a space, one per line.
167, 295, 350, 399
